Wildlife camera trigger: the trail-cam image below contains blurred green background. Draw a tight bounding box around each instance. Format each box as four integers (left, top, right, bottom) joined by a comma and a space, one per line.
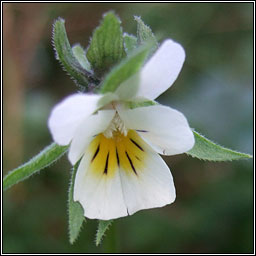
3, 3, 253, 253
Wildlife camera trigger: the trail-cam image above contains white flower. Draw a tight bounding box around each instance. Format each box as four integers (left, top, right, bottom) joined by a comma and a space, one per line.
48, 39, 195, 220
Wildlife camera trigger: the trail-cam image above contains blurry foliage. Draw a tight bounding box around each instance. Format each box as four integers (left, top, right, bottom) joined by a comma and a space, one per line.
3, 3, 253, 253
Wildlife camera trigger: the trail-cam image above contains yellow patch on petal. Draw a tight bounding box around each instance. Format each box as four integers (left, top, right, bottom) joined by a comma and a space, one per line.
88, 130, 146, 178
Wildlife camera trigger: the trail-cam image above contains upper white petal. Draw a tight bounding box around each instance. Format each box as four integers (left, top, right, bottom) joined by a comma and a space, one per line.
117, 104, 195, 155
68, 109, 116, 165
48, 93, 102, 145
136, 39, 185, 100
73, 148, 127, 220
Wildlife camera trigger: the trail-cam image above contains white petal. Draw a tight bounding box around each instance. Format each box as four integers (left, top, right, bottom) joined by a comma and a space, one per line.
119, 136, 176, 215
73, 129, 175, 220
74, 142, 127, 220
136, 39, 185, 100
68, 110, 115, 165
48, 93, 102, 145
117, 104, 195, 155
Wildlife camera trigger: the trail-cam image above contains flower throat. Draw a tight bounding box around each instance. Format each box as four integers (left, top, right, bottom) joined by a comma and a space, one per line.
103, 112, 127, 138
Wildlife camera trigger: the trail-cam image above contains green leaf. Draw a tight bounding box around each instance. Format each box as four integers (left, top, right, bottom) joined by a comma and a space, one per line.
53, 18, 98, 90
3, 143, 68, 191
72, 44, 91, 71
134, 16, 158, 52
68, 161, 85, 244
95, 220, 113, 246
123, 33, 137, 54
100, 45, 149, 94
86, 12, 126, 77
186, 131, 252, 161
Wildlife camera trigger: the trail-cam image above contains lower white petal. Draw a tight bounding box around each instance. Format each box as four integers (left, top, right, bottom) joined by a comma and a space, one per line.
74, 130, 175, 220
117, 104, 195, 156
118, 131, 176, 215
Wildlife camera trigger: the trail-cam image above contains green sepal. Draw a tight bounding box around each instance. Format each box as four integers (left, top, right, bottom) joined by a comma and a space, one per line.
135, 16, 158, 54
123, 33, 137, 54
127, 99, 157, 109
99, 45, 149, 94
53, 18, 99, 90
87, 12, 126, 77
72, 44, 92, 71
95, 220, 113, 246
68, 160, 85, 244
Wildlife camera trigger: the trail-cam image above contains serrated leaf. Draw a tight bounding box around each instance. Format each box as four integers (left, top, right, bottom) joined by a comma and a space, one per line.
53, 18, 98, 90
86, 12, 126, 77
123, 33, 137, 54
72, 44, 91, 71
3, 143, 68, 191
68, 161, 85, 244
134, 16, 158, 53
186, 131, 252, 161
100, 45, 149, 94
95, 220, 113, 246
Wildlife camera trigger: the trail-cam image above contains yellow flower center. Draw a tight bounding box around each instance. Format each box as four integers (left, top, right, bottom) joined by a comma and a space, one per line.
88, 130, 146, 178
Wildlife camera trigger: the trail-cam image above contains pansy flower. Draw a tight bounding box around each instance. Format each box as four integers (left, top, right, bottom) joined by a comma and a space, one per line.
48, 39, 195, 220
